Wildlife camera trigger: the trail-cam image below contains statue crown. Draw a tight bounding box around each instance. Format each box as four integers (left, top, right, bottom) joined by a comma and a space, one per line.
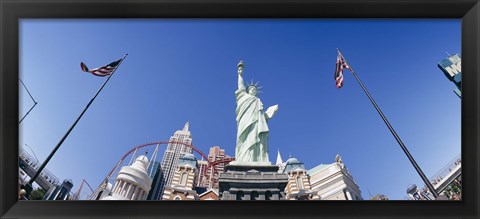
247, 79, 263, 93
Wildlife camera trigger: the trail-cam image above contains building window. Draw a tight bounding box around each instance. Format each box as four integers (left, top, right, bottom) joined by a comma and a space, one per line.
237, 191, 244, 200
251, 191, 259, 200
296, 177, 304, 189
180, 172, 188, 186
265, 191, 271, 200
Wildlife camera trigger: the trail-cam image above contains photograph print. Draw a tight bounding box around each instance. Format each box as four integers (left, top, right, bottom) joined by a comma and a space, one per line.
18, 19, 461, 201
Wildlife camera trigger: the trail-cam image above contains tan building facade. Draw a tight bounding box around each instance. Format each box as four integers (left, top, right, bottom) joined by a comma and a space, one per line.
307, 155, 362, 200
283, 157, 319, 200
196, 160, 208, 187
162, 154, 199, 200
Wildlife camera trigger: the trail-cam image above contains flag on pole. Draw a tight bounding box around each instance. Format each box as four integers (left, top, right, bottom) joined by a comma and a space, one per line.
81, 59, 122, 77
334, 51, 352, 88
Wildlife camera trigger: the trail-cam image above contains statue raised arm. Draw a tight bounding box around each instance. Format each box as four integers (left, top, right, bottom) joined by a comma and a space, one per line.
237, 60, 246, 91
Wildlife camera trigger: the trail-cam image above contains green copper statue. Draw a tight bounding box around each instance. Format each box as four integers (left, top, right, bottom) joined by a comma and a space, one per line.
233, 60, 279, 165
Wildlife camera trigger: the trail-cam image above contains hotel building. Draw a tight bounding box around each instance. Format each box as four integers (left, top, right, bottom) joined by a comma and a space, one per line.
158, 122, 193, 197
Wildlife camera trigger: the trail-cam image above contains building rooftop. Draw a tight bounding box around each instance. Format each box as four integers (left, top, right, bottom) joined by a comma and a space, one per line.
307, 163, 330, 175
285, 157, 301, 165
179, 153, 198, 168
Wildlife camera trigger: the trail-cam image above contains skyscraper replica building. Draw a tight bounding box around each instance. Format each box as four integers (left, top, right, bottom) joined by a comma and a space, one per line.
196, 159, 209, 187
101, 155, 152, 200
158, 122, 193, 197
307, 155, 362, 200
197, 146, 231, 189
162, 153, 199, 200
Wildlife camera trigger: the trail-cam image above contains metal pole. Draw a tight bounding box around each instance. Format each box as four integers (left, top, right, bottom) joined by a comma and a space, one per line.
27, 54, 128, 188
149, 144, 160, 176
338, 49, 439, 198
129, 148, 139, 166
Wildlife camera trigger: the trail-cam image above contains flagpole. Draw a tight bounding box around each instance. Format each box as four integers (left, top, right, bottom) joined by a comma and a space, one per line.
337, 49, 439, 198
26, 53, 129, 190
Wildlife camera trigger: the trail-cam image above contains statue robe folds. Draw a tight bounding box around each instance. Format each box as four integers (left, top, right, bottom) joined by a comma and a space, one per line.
235, 87, 270, 164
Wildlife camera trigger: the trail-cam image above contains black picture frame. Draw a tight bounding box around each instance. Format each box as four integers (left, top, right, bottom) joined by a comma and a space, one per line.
1, 0, 478, 218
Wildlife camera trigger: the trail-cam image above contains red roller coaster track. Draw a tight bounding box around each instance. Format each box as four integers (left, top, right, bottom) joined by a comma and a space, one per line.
91, 141, 234, 199
205, 157, 236, 174
73, 179, 94, 200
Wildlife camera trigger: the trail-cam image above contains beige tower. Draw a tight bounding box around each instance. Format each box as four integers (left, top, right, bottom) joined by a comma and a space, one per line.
159, 122, 193, 197
283, 157, 319, 200
162, 153, 198, 200
196, 159, 208, 187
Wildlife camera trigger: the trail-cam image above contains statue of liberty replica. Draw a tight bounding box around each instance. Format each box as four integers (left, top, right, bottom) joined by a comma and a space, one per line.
233, 60, 279, 165
219, 60, 287, 200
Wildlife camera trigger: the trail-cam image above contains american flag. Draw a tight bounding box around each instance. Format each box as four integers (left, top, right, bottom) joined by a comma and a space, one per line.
81, 59, 122, 77
334, 51, 352, 88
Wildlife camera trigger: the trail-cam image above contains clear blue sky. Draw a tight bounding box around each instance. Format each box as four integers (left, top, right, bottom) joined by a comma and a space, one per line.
19, 19, 461, 200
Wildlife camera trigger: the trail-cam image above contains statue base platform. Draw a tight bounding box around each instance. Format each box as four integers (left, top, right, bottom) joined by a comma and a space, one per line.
228, 161, 272, 166
219, 164, 288, 200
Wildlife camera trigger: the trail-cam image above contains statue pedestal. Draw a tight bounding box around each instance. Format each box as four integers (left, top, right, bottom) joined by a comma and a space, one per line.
218, 164, 288, 200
